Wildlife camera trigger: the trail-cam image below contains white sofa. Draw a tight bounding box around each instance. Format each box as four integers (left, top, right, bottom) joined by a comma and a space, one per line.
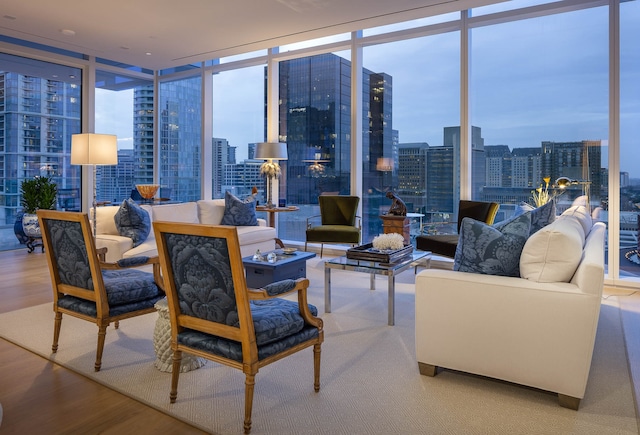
415, 206, 605, 410
93, 200, 276, 262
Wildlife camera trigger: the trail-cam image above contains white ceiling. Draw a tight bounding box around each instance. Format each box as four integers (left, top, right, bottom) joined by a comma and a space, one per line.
0, 0, 495, 71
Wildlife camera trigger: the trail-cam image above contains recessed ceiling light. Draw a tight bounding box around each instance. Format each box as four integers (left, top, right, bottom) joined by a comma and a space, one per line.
145, 52, 152, 56
60, 29, 76, 36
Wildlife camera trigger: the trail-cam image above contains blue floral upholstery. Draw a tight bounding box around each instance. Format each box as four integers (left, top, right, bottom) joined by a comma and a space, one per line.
221, 191, 258, 226
164, 232, 319, 361
46, 217, 162, 318
454, 212, 532, 277
262, 279, 296, 296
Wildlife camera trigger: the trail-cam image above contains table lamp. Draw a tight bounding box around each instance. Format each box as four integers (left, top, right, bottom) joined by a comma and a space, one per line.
255, 142, 287, 208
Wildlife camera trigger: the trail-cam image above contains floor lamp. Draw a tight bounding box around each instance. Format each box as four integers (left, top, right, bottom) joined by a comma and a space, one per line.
255, 142, 288, 208
71, 133, 118, 237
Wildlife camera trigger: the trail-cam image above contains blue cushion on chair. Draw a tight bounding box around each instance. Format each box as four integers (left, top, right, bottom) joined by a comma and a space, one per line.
454, 212, 532, 277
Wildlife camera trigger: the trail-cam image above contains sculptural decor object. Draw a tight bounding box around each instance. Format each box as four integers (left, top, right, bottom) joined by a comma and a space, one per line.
386, 191, 407, 216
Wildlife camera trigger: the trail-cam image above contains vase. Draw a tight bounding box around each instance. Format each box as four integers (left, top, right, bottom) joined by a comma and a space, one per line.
22, 213, 41, 238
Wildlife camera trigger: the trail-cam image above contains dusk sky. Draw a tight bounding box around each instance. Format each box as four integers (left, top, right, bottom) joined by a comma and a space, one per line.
96, 2, 639, 177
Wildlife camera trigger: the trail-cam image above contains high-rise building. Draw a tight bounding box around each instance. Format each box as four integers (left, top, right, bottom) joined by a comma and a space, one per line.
485, 145, 512, 188
397, 143, 429, 213
511, 147, 542, 188
0, 68, 82, 228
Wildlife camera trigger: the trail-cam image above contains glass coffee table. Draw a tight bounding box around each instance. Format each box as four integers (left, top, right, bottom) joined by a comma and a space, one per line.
324, 251, 430, 326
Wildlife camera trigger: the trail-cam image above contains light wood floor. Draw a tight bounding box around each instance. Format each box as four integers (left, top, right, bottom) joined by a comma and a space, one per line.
0, 249, 207, 434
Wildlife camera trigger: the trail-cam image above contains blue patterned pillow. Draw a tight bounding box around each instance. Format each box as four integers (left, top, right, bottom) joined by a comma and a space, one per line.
221, 191, 258, 226
514, 200, 555, 235
114, 198, 151, 247
454, 212, 532, 277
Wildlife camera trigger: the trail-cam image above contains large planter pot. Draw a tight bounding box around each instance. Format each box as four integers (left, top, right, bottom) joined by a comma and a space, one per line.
22, 213, 41, 238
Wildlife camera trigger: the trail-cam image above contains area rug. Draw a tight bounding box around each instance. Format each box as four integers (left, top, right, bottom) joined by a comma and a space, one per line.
0, 257, 638, 434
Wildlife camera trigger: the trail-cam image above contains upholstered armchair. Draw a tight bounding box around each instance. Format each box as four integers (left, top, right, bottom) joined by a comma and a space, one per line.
153, 222, 324, 434
37, 210, 165, 372
416, 200, 499, 258
305, 195, 361, 257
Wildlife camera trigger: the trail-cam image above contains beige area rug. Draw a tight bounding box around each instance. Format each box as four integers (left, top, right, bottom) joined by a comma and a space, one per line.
0, 257, 638, 435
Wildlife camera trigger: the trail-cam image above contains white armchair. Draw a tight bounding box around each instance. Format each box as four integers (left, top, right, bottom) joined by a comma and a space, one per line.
415, 218, 605, 410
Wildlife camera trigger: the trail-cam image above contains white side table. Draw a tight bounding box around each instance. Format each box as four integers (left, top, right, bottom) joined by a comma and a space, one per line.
153, 298, 207, 372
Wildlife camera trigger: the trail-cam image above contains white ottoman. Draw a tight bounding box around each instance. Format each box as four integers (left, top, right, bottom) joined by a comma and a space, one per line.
153, 298, 207, 372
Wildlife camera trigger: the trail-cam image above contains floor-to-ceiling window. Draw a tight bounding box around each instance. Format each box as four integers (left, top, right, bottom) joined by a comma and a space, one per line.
211, 64, 265, 201
0, 52, 81, 251
470, 6, 609, 226
619, 0, 640, 282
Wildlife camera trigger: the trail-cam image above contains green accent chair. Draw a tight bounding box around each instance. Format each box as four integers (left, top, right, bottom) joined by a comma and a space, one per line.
305, 195, 361, 258
416, 200, 500, 258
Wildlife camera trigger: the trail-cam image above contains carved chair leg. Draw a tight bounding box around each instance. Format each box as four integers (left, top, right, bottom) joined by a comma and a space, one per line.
95, 323, 108, 372
320, 243, 323, 258
313, 343, 321, 392
244, 373, 256, 434
170, 351, 182, 404
304, 242, 308, 252
418, 362, 438, 377
52, 311, 62, 353
558, 394, 581, 410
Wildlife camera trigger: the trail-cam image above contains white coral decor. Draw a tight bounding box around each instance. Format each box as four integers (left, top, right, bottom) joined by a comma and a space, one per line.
372, 233, 405, 250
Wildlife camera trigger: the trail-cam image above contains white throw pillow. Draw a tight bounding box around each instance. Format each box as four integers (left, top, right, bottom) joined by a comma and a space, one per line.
520, 218, 585, 283
197, 199, 226, 225
557, 205, 592, 238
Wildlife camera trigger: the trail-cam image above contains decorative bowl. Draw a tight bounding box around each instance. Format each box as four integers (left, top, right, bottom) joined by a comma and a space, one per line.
282, 247, 297, 255
136, 184, 160, 200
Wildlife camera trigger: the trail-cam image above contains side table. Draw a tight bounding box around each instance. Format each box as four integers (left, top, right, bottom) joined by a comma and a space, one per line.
255, 205, 300, 248
153, 298, 207, 372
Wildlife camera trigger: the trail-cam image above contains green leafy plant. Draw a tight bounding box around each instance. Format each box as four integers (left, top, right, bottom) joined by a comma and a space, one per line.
20, 176, 58, 214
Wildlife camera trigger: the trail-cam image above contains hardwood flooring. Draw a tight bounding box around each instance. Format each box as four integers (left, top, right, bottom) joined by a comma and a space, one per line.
0, 249, 206, 434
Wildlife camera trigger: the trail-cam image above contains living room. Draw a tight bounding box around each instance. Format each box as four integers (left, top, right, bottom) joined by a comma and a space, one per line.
1, 0, 639, 433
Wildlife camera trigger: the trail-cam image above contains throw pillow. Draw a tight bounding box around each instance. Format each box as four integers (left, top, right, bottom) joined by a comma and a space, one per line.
513, 200, 556, 235
221, 191, 258, 226
114, 198, 151, 247
557, 205, 592, 238
454, 212, 532, 277
519, 217, 585, 283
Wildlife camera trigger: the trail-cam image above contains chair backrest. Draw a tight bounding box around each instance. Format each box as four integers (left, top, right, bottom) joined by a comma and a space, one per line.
456, 200, 500, 232
319, 195, 360, 226
38, 210, 107, 304
154, 222, 254, 345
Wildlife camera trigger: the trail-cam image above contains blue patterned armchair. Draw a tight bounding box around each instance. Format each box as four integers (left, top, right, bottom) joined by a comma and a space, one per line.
37, 210, 165, 372
153, 222, 324, 434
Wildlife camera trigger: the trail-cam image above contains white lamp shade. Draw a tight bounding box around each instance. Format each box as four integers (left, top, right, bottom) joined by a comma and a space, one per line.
71, 133, 118, 165
255, 142, 288, 160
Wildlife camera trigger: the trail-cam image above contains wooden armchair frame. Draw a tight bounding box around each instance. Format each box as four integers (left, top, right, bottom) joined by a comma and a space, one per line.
38, 209, 164, 371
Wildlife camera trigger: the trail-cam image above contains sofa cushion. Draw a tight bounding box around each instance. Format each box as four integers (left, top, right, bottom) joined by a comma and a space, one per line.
93, 206, 120, 236
197, 199, 226, 225
152, 202, 199, 224
514, 200, 556, 235
114, 199, 151, 247
454, 212, 531, 277
557, 205, 592, 238
221, 191, 258, 226
520, 217, 585, 283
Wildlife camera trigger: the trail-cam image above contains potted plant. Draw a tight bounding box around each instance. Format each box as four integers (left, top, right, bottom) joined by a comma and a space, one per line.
20, 176, 58, 238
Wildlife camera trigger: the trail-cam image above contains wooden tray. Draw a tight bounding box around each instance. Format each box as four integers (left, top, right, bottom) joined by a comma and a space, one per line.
346, 243, 413, 263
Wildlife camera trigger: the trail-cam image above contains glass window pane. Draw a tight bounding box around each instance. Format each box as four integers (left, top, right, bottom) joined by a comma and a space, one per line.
159, 76, 202, 202
212, 65, 265, 200
619, 0, 640, 281
471, 7, 608, 227
363, 33, 460, 242
278, 51, 353, 243
0, 53, 81, 251
95, 70, 154, 204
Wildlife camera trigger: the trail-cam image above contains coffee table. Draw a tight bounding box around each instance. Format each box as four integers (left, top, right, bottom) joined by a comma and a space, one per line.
243, 249, 316, 288
324, 251, 430, 326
